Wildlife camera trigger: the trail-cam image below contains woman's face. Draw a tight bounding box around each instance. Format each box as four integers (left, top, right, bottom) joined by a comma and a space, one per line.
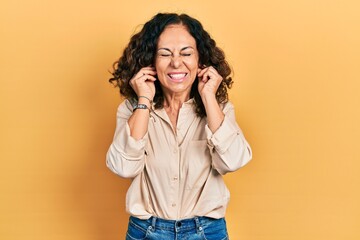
155, 24, 199, 97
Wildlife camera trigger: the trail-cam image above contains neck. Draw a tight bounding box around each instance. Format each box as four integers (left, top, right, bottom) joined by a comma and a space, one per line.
163, 91, 191, 111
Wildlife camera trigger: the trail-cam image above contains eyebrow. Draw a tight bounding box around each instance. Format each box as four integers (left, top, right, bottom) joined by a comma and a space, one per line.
157, 46, 195, 52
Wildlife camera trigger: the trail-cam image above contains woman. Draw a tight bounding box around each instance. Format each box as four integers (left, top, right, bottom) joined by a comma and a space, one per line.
106, 13, 252, 240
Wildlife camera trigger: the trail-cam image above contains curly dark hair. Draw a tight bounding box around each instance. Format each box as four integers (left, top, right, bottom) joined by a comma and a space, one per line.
109, 13, 233, 117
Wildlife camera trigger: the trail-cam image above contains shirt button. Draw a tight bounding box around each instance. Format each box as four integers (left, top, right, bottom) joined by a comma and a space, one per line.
172, 203, 176, 207
173, 176, 178, 181
173, 148, 177, 153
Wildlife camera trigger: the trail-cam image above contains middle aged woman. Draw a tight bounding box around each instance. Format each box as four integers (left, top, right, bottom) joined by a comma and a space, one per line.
106, 13, 252, 240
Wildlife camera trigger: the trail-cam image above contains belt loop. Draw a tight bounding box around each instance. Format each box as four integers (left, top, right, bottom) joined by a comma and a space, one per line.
194, 217, 203, 233
151, 216, 157, 230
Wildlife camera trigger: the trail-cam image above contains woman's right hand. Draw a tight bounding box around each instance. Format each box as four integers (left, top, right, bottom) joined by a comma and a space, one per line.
129, 66, 157, 101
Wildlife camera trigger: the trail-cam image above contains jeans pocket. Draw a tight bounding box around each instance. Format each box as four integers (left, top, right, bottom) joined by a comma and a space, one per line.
126, 220, 149, 240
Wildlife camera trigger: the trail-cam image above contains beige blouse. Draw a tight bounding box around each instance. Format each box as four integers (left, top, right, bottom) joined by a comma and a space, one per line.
106, 99, 252, 220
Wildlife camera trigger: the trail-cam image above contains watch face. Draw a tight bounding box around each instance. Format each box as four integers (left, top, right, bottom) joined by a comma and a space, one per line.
135, 104, 148, 110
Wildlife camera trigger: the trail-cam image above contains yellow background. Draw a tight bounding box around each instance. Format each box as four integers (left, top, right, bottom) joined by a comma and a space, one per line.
1, 0, 359, 239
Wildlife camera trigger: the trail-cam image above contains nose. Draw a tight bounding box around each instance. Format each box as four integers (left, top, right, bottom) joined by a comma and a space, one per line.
170, 54, 183, 68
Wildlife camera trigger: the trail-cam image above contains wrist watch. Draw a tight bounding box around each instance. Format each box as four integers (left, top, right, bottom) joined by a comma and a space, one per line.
133, 103, 149, 111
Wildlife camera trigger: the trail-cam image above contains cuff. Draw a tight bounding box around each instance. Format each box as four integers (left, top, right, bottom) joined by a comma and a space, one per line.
112, 122, 148, 160
205, 115, 239, 155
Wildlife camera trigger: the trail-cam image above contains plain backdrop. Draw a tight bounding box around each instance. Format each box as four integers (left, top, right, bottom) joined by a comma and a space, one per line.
1, 0, 360, 239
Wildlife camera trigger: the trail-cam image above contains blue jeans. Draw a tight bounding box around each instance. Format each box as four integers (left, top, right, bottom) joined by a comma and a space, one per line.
125, 215, 229, 240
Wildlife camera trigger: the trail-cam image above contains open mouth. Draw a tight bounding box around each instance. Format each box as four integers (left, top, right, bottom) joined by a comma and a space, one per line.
168, 73, 187, 82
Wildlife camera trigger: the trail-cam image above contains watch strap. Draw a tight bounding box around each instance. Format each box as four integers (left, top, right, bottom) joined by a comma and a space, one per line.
133, 103, 149, 111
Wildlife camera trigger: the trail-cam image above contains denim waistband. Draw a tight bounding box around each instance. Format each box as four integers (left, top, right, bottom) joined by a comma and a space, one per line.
130, 215, 220, 232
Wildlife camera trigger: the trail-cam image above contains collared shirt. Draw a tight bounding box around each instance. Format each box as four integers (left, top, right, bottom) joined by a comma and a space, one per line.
106, 99, 252, 220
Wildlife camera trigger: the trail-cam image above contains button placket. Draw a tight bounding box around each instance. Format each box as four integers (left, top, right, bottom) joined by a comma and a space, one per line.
168, 136, 180, 217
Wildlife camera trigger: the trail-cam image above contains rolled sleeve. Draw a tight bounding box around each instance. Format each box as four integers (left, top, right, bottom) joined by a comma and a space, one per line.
106, 100, 148, 178
205, 102, 252, 175
205, 115, 239, 154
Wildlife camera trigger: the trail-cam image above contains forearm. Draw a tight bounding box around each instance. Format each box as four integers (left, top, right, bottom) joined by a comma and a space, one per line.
106, 100, 148, 178
127, 98, 151, 140
202, 94, 224, 133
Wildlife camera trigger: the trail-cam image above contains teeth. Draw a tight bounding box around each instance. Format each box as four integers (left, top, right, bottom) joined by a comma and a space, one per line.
169, 73, 186, 79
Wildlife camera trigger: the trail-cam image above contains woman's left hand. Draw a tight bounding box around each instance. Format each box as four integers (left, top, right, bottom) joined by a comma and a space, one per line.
197, 66, 223, 98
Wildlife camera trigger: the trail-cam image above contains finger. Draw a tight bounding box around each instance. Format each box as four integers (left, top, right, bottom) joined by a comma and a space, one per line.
197, 67, 209, 77
208, 67, 218, 74
129, 75, 157, 91
129, 79, 134, 87
143, 75, 157, 82
201, 71, 211, 82
134, 66, 156, 74
204, 71, 221, 83
135, 70, 157, 79
134, 75, 156, 83
205, 67, 222, 80
209, 70, 221, 80
141, 68, 157, 75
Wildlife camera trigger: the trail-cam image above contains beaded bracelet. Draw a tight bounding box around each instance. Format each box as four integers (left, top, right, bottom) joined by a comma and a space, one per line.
138, 95, 152, 104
